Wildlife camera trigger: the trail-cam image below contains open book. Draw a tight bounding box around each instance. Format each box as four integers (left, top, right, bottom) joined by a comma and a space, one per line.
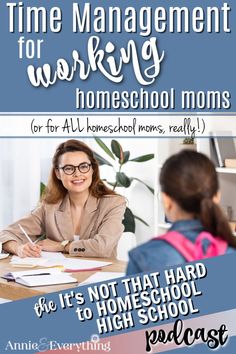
2, 268, 77, 287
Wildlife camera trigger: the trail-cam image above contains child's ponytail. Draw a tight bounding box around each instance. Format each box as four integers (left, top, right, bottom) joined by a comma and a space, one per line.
200, 198, 236, 246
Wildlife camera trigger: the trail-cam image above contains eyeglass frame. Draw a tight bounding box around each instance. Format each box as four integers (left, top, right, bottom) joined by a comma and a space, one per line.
57, 162, 92, 175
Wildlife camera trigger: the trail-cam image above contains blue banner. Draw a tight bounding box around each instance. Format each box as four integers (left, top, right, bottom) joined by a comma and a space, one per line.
0, 0, 235, 112
1, 254, 236, 353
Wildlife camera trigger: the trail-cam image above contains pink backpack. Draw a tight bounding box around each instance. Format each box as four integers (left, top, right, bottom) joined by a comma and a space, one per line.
154, 231, 227, 262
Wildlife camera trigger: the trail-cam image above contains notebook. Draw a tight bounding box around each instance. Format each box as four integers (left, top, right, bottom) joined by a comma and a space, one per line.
2, 268, 77, 287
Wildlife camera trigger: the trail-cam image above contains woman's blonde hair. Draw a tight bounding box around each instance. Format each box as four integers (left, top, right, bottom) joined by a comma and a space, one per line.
42, 139, 116, 204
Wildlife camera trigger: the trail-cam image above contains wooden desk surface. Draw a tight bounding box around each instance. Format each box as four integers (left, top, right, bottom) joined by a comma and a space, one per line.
0, 256, 127, 301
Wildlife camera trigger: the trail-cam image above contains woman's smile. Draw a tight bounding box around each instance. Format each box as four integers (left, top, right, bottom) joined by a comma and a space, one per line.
57, 151, 93, 194
70, 178, 86, 185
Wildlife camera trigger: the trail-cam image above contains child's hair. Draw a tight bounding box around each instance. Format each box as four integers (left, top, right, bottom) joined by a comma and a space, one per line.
159, 149, 236, 247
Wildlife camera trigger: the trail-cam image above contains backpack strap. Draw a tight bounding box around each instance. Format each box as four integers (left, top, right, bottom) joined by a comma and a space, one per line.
194, 232, 227, 258
153, 231, 228, 262
154, 231, 197, 262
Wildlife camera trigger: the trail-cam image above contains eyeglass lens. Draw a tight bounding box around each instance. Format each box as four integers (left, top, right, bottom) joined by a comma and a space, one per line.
61, 163, 91, 175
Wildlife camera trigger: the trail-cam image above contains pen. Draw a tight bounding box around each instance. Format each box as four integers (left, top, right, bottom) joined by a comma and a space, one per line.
18, 224, 33, 244
22, 273, 51, 277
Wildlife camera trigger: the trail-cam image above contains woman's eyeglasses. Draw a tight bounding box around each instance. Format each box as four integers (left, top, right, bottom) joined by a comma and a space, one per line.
58, 162, 92, 175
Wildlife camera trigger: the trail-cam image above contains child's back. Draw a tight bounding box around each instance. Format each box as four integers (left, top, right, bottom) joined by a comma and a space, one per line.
127, 150, 236, 275
127, 219, 235, 274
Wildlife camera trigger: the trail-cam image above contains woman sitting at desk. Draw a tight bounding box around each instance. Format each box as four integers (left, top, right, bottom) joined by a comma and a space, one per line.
0, 139, 126, 258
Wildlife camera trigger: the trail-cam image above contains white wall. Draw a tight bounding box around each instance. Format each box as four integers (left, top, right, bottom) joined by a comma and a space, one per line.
0, 139, 64, 228
0, 139, 41, 227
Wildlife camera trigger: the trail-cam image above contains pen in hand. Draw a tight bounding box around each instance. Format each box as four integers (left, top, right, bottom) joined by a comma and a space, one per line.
18, 224, 41, 258
18, 224, 33, 244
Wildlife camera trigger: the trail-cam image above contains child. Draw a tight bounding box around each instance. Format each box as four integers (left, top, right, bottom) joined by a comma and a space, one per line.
126, 149, 236, 274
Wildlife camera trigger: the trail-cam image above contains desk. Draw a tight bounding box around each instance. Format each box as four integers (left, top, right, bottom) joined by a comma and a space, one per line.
0, 256, 126, 301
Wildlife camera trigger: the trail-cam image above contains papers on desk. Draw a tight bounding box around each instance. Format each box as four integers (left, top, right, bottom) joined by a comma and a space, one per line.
0, 298, 12, 304
11, 252, 66, 267
79, 272, 125, 286
2, 268, 77, 287
11, 256, 48, 267
62, 259, 112, 272
10, 252, 112, 272
41, 251, 66, 259
0, 253, 9, 260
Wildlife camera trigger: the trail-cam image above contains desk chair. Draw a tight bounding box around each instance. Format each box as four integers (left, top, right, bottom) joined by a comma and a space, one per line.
117, 232, 136, 261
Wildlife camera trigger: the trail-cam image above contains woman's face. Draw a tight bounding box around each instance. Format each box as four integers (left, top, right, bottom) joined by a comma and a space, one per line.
56, 151, 93, 195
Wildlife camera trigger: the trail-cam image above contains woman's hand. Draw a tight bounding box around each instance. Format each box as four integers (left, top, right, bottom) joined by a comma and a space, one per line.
16, 243, 42, 258
37, 239, 63, 252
